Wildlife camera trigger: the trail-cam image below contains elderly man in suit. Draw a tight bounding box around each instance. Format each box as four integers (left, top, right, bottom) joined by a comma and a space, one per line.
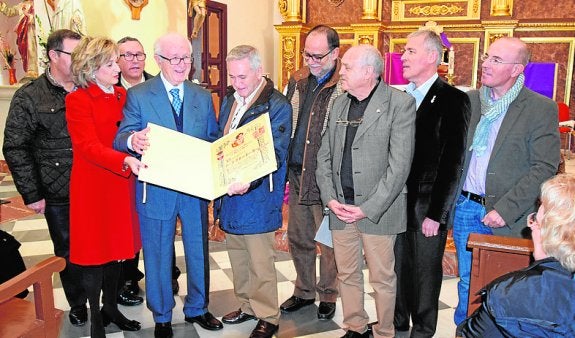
114, 33, 223, 338
393, 29, 470, 337
114, 35, 182, 306
316, 44, 416, 338
452, 36, 560, 327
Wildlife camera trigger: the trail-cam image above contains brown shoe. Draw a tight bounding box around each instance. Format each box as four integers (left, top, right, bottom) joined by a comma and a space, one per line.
222, 309, 256, 324
249, 320, 278, 338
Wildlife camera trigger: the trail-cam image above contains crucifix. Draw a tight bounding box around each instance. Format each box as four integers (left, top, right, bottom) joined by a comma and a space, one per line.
124, 0, 148, 20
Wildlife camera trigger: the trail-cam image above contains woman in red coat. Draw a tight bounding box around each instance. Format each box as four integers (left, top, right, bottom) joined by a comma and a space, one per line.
66, 36, 145, 338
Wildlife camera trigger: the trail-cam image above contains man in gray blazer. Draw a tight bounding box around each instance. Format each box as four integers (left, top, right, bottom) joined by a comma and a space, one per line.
453, 37, 560, 326
316, 44, 416, 338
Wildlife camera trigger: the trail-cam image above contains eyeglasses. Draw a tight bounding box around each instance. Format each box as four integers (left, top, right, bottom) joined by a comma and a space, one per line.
527, 212, 538, 228
302, 48, 334, 62
120, 52, 146, 61
157, 54, 194, 65
480, 54, 522, 65
336, 118, 363, 127
55, 49, 72, 56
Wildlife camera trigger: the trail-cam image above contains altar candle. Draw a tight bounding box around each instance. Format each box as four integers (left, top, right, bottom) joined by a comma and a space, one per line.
448, 47, 455, 76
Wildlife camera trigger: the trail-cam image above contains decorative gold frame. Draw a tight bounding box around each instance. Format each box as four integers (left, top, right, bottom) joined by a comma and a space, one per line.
520, 37, 575, 105
390, 37, 480, 88
483, 28, 514, 52
490, 0, 513, 16
391, 0, 481, 22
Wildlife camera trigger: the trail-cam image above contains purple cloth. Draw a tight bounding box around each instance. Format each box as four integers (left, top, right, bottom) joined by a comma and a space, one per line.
440, 32, 452, 48
384, 52, 409, 85
524, 63, 557, 99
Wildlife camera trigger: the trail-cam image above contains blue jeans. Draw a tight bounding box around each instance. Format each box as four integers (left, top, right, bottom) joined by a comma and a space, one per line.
452, 194, 492, 325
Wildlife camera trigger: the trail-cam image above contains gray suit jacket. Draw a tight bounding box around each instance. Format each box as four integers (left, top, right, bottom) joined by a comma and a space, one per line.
461, 87, 560, 237
316, 81, 416, 235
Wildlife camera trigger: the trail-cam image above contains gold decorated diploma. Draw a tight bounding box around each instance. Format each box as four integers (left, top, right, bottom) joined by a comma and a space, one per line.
138, 113, 277, 200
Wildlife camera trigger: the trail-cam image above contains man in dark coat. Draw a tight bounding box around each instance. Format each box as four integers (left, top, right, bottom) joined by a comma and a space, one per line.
393, 29, 470, 338
2, 29, 88, 326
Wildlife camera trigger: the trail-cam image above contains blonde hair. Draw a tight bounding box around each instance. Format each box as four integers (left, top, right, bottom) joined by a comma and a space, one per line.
539, 174, 575, 272
71, 36, 119, 88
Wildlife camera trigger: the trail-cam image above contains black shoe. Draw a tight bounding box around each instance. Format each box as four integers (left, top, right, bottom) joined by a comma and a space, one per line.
101, 309, 141, 331
155, 322, 173, 338
185, 312, 223, 331
341, 330, 369, 338
367, 321, 378, 332
68, 305, 88, 326
280, 295, 315, 313
172, 278, 179, 295
124, 280, 140, 296
249, 320, 278, 338
117, 290, 144, 306
317, 301, 336, 320
222, 308, 257, 324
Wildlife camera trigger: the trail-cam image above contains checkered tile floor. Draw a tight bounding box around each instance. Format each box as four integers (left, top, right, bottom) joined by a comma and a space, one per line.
0, 172, 460, 338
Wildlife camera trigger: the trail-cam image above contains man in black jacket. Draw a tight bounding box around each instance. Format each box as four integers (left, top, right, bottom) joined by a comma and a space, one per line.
393, 29, 470, 337
2, 29, 88, 326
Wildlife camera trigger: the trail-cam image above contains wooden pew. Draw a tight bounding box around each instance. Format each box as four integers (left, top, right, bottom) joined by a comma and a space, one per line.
466, 233, 534, 316
0, 256, 66, 338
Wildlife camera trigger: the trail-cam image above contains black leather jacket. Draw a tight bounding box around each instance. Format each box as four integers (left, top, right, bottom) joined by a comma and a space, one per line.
2, 72, 72, 205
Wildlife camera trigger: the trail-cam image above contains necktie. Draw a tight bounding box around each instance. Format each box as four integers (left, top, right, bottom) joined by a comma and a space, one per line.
169, 88, 182, 115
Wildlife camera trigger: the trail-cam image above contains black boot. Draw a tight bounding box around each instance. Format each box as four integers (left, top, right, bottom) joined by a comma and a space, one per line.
101, 262, 141, 331
81, 265, 106, 338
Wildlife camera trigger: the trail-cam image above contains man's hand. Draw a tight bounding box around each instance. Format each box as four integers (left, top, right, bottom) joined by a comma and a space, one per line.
327, 200, 366, 224
227, 181, 250, 196
422, 217, 440, 237
482, 210, 505, 228
124, 156, 147, 175
26, 199, 46, 214
131, 126, 150, 155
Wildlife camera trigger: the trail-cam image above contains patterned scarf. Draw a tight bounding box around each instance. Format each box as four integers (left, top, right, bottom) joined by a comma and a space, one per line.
470, 73, 525, 157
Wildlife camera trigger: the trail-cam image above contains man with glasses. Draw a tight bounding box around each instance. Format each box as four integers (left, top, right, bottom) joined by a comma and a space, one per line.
280, 25, 343, 320
114, 36, 182, 307
316, 44, 415, 338
3, 29, 88, 327
117, 36, 152, 88
114, 33, 222, 338
452, 36, 560, 329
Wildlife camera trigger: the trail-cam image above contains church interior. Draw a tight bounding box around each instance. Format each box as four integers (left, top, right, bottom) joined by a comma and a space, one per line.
0, 0, 574, 337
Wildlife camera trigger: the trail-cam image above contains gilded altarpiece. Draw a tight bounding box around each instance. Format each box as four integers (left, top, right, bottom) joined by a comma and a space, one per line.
276, 0, 575, 108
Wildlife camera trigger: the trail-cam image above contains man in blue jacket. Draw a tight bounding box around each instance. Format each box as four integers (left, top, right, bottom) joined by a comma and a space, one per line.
217, 45, 292, 338
114, 33, 222, 338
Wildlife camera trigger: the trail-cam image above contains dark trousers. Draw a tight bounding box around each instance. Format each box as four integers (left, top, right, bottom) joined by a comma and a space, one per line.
82, 262, 129, 338
394, 229, 447, 338
45, 204, 87, 308
118, 250, 181, 295
287, 169, 338, 302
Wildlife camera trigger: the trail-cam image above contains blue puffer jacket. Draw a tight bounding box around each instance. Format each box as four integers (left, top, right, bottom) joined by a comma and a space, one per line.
215, 78, 292, 235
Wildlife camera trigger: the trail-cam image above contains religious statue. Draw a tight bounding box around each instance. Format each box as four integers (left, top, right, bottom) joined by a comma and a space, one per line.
0, 0, 39, 78
124, 0, 148, 20
52, 0, 87, 35
188, 0, 207, 39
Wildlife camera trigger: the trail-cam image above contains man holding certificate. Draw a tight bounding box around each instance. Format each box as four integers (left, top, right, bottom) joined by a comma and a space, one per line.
114, 33, 222, 338
216, 45, 292, 338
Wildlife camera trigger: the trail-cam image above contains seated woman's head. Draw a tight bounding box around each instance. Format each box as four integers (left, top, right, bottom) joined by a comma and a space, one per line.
71, 36, 120, 88
531, 174, 575, 272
